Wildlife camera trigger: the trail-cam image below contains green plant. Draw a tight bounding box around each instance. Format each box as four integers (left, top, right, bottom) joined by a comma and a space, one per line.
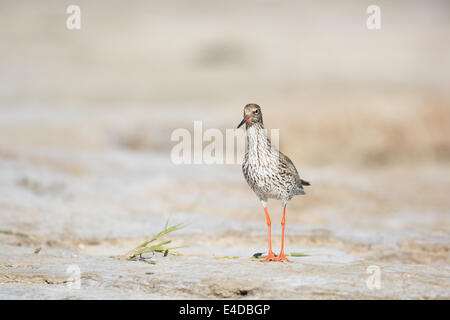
252, 252, 309, 259
122, 221, 185, 262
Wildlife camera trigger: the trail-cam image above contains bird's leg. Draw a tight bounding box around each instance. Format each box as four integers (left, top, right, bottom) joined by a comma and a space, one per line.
261, 207, 276, 262
275, 206, 292, 262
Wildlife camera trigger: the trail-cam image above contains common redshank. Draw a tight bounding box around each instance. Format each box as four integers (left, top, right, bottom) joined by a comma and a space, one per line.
237, 103, 310, 262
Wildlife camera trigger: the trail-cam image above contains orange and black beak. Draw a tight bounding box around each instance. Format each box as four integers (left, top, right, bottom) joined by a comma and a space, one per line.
237, 115, 250, 128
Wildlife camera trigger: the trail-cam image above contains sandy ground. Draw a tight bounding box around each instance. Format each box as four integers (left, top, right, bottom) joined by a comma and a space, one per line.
0, 106, 449, 299
0, 1, 449, 299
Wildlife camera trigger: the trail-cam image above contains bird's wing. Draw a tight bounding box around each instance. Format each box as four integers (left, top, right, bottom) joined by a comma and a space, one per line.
278, 151, 310, 187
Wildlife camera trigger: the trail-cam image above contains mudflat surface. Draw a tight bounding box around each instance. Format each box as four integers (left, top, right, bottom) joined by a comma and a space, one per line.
0, 106, 449, 299
0, 0, 449, 299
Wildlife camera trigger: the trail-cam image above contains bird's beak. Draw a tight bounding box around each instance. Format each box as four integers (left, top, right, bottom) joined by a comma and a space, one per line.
237, 115, 250, 128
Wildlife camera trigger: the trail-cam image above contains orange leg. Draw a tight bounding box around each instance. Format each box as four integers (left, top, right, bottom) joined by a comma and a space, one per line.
261, 207, 276, 262
275, 206, 292, 262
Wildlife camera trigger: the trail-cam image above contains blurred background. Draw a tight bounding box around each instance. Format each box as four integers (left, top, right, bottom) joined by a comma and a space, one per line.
1, 0, 449, 165
0, 0, 449, 283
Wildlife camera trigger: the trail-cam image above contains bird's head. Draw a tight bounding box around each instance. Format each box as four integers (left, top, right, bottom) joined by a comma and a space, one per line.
237, 103, 263, 129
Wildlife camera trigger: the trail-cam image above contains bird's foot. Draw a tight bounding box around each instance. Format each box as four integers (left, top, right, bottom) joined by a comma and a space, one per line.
274, 252, 292, 262
260, 251, 277, 262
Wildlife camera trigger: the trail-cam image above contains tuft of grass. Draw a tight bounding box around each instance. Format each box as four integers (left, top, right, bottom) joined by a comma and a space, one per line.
253, 252, 265, 259
288, 252, 309, 257
122, 221, 185, 262
252, 252, 309, 259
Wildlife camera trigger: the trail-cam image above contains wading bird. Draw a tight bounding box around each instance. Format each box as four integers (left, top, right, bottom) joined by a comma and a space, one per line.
237, 103, 310, 262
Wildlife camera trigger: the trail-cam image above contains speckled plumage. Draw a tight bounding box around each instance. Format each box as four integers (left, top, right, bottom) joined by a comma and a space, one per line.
240, 104, 309, 207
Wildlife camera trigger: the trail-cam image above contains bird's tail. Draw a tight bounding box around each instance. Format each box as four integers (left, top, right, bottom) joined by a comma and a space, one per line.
300, 179, 310, 186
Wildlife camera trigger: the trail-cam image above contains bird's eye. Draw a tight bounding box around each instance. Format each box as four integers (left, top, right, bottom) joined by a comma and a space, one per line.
254, 109, 259, 114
